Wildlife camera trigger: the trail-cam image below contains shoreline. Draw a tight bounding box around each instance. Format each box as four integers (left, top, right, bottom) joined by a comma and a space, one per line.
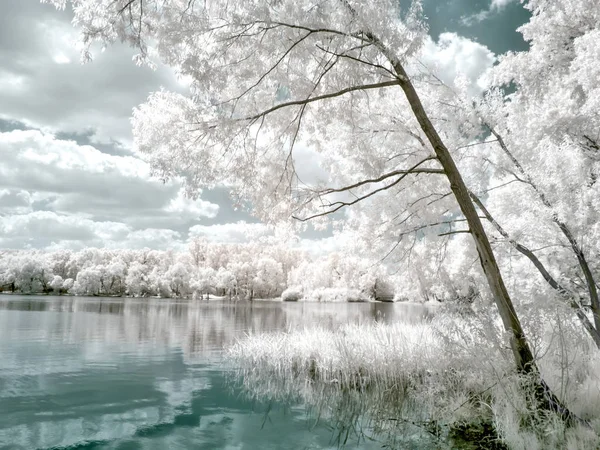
0, 291, 441, 305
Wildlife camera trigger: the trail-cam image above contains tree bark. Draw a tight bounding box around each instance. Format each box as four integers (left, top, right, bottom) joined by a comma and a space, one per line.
381, 60, 581, 420
384, 62, 534, 372
488, 127, 600, 334
469, 190, 600, 349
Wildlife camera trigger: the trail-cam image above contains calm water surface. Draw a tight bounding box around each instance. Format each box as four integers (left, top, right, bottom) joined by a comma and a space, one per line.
0, 295, 433, 450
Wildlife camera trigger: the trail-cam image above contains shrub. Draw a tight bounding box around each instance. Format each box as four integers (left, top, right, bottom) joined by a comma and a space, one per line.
281, 286, 303, 302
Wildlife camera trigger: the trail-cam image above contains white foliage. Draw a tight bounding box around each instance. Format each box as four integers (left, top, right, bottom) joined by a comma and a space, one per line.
32, 0, 600, 336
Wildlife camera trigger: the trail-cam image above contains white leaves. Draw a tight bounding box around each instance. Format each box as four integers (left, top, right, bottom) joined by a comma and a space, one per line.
48, 0, 439, 228
43, 0, 600, 309
40, 0, 67, 10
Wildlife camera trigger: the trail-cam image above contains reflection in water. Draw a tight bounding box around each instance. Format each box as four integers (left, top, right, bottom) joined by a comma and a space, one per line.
0, 296, 434, 363
0, 295, 434, 449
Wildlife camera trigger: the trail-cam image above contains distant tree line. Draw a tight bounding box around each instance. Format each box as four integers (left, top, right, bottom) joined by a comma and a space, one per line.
0, 239, 395, 302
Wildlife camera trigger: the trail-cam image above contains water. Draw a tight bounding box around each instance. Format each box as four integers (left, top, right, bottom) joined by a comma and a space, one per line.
0, 295, 433, 450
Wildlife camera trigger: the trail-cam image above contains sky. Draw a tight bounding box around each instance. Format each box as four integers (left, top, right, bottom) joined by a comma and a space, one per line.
0, 0, 530, 251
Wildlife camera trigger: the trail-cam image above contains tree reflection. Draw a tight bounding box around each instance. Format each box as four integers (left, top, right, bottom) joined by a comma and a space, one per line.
0, 295, 436, 363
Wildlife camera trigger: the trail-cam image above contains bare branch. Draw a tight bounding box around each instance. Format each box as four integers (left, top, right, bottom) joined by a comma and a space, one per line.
117, 0, 136, 15
227, 30, 316, 109
265, 21, 371, 43
455, 139, 499, 151
484, 179, 521, 193
395, 217, 483, 239
314, 43, 397, 79
317, 159, 442, 196
438, 230, 471, 237
293, 157, 445, 222
237, 80, 401, 122
469, 189, 600, 348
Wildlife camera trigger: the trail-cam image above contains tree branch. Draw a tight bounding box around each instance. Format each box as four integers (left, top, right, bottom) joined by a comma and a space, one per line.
238, 80, 401, 122
293, 157, 444, 222
438, 230, 470, 237
317, 160, 442, 196
486, 125, 600, 335
469, 189, 600, 348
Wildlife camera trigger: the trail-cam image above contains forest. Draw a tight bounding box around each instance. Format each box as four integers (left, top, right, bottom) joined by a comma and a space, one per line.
0, 241, 396, 301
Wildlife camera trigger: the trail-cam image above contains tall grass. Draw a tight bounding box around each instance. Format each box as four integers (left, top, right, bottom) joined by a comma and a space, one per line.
227, 304, 600, 449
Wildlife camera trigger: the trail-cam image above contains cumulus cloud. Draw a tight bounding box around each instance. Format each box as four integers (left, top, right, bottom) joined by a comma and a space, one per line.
0, 0, 184, 148
121, 228, 184, 250
0, 211, 126, 248
461, 0, 519, 25
0, 189, 33, 214
419, 32, 496, 95
0, 129, 222, 249
165, 189, 220, 221
0, 129, 219, 222
0, 211, 186, 250
0, 1, 260, 250
296, 235, 349, 256
188, 222, 273, 243
491, 0, 517, 11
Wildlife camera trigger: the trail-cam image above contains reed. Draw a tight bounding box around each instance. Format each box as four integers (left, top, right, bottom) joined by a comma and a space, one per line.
228, 307, 600, 449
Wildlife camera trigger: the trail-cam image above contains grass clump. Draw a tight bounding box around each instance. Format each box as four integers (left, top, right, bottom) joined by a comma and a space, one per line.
227, 307, 600, 449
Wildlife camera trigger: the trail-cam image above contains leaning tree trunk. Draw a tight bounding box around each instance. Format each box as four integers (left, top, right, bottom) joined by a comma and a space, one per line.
469, 189, 600, 349
391, 61, 533, 371
355, 23, 537, 371
382, 57, 575, 419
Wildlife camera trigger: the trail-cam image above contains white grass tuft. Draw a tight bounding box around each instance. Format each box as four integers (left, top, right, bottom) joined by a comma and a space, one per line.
228, 306, 600, 449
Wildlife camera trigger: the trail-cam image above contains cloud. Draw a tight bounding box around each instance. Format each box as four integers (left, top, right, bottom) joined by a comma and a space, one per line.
0, 211, 126, 247
165, 189, 220, 221
0, 0, 185, 148
0, 1, 257, 250
120, 228, 184, 250
420, 32, 496, 95
188, 222, 272, 243
293, 144, 329, 187
461, 0, 519, 25
0, 189, 33, 214
491, 0, 517, 11
0, 211, 186, 250
296, 235, 348, 256
0, 129, 219, 223
0, 129, 222, 249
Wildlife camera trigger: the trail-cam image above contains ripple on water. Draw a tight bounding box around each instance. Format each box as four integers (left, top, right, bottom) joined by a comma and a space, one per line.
0, 296, 431, 449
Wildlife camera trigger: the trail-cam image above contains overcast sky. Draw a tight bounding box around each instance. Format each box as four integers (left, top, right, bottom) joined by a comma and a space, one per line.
0, 0, 529, 251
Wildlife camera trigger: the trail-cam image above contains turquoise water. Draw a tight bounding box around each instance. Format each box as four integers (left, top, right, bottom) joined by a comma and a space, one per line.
0, 296, 432, 449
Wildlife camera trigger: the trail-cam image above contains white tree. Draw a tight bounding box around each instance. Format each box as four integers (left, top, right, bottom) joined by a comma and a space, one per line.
191, 266, 216, 299
253, 257, 284, 298
188, 237, 209, 268
104, 258, 127, 295
451, 0, 600, 347
13, 255, 52, 294
164, 262, 191, 297
125, 260, 149, 297
41, 0, 588, 412
0, 253, 18, 293
215, 267, 236, 299
49, 275, 64, 294
73, 267, 102, 296
227, 261, 257, 300
63, 277, 75, 292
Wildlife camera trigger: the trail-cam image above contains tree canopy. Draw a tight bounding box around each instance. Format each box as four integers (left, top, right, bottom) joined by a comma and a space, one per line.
42, 0, 600, 417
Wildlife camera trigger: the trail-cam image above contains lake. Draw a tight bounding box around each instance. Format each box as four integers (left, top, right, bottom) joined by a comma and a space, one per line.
0, 295, 433, 449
